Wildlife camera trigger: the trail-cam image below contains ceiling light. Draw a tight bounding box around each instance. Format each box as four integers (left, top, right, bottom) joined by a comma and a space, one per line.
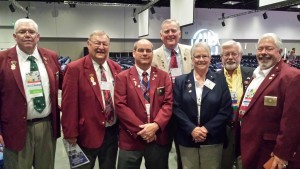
9, 3, 15, 12
150, 7, 155, 14
263, 12, 268, 19
223, 1, 241, 5
222, 21, 225, 27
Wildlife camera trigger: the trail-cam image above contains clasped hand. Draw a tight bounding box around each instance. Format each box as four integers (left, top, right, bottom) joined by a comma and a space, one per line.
191, 126, 208, 143
137, 123, 159, 143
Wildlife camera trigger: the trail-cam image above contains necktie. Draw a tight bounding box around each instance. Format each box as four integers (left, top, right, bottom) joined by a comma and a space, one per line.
169, 49, 178, 68
100, 66, 114, 125
142, 72, 150, 103
27, 56, 46, 113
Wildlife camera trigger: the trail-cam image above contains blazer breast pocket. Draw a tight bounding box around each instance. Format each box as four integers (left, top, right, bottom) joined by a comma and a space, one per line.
157, 86, 165, 96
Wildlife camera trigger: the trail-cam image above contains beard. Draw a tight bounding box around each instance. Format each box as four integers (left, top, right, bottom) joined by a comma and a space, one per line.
224, 62, 238, 71
257, 54, 275, 70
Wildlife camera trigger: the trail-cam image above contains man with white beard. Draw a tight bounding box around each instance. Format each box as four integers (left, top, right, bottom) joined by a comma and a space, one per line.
217, 40, 254, 169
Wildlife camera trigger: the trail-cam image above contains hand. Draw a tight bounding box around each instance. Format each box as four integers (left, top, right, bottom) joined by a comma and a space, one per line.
0, 135, 4, 147
271, 153, 288, 169
191, 126, 208, 143
137, 123, 159, 142
65, 138, 77, 146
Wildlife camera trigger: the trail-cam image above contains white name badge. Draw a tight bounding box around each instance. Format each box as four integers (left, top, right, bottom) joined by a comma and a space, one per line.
100, 81, 112, 90
170, 68, 182, 77
204, 79, 215, 90
26, 71, 43, 98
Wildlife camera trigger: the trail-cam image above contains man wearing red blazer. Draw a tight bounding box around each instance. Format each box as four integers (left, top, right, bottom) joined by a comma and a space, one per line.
114, 39, 173, 169
61, 30, 122, 169
0, 18, 63, 169
240, 33, 300, 169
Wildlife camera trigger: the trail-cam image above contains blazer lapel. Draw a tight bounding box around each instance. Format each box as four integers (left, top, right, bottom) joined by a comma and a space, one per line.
107, 59, 119, 78
241, 67, 252, 92
185, 71, 197, 104
83, 55, 104, 109
129, 67, 146, 109
38, 48, 55, 98
8, 47, 26, 99
202, 70, 215, 100
157, 46, 168, 71
246, 62, 281, 113
179, 44, 191, 74
149, 67, 159, 104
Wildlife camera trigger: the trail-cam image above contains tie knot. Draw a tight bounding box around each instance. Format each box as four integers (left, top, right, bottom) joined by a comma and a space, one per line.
142, 72, 148, 77
171, 49, 176, 57
27, 56, 36, 62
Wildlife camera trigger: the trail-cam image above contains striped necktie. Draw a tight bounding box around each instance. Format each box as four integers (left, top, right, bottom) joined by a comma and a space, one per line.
142, 72, 150, 103
100, 65, 114, 125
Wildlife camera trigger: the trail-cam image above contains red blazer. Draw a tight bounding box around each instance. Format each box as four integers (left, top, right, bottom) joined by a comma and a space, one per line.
240, 61, 300, 169
0, 46, 63, 151
61, 55, 121, 148
114, 66, 173, 150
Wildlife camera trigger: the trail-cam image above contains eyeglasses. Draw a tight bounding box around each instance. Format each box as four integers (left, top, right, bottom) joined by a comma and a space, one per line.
193, 55, 209, 60
16, 30, 37, 36
89, 40, 109, 47
257, 46, 276, 52
136, 48, 152, 53
222, 52, 239, 58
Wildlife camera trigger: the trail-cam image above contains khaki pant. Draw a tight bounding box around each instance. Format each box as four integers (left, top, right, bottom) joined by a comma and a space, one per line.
180, 144, 223, 169
4, 119, 56, 169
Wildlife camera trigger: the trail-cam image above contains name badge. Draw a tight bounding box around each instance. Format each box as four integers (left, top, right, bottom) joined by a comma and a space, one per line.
204, 79, 215, 90
264, 96, 277, 106
26, 71, 43, 98
170, 68, 182, 77
100, 81, 112, 91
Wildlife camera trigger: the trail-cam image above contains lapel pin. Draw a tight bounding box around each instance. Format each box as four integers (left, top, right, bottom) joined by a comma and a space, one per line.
11, 61, 17, 70
138, 85, 140, 88
89, 74, 96, 85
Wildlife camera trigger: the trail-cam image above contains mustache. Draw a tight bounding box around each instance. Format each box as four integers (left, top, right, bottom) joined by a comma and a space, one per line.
257, 54, 272, 60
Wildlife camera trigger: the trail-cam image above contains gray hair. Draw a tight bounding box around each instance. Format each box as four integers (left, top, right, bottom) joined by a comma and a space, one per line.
191, 42, 211, 57
14, 18, 38, 33
257, 33, 282, 49
160, 19, 180, 33
220, 40, 243, 55
89, 30, 110, 43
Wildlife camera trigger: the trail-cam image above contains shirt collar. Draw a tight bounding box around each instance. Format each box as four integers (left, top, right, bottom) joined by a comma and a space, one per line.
253, 65, 274, 78
224, 65, 241, 77
135, 65, 151, 78
92, 59, 108, 72
163, 44, 179, 57
16, 45, 39, 62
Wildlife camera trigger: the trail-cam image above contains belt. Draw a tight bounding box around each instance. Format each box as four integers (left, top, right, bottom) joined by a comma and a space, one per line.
27, 115, 51, 123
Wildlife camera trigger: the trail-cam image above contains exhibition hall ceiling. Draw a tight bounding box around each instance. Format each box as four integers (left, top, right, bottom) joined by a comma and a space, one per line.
15, 0, 300, 12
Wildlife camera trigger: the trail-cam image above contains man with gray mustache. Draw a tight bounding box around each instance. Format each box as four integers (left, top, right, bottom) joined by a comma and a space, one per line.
239, 33, 300, 169
218, 40, 254, 169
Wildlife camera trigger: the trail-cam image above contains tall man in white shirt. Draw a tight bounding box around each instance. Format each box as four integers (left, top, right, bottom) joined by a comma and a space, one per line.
0, 18, 63, 169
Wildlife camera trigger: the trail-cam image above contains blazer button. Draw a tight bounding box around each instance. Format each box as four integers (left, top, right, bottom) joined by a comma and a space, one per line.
102, 121, 105, 125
